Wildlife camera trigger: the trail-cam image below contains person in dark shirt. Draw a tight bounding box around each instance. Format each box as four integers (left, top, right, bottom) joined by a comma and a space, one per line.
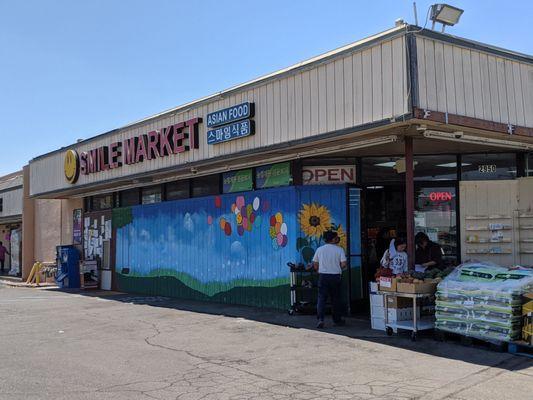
415, 232, 443, 270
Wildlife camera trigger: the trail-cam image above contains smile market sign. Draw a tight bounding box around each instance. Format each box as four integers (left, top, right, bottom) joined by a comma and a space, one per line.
64, 118, 201, 184
64, 102, 256, 184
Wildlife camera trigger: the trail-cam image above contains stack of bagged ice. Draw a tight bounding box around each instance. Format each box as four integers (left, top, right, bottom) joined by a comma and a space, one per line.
436, 262, 533, 341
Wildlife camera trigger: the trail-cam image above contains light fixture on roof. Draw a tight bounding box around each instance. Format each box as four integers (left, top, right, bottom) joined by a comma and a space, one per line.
430, 3, 464, 32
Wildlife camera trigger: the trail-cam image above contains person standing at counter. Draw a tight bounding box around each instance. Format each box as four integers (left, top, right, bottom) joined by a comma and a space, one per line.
415, 232, 443, 270
380, 237, 408, 275
312, 230, 347, 329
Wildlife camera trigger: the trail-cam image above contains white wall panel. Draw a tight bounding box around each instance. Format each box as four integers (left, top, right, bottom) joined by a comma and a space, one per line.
30, 36, 409, 196
418, 36, 533, 128
0, 188, 23, 217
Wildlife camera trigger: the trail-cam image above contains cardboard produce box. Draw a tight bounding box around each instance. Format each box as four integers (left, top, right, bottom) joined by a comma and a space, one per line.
378, 277, 398, 292
385, 295, 412, 309
397, 280, 438, 294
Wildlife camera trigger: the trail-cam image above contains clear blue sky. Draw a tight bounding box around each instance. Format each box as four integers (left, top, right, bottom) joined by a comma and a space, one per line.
1, 0, 532, 176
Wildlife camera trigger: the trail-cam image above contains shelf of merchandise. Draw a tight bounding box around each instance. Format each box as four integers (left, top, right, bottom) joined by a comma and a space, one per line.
466, 239, 512, 244
466, 250, 513, 255
464, 214, 516, 263
465, 215, 512, 220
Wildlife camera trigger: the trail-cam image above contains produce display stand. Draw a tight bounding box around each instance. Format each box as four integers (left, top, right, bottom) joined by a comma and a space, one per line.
378, 290, 435, 341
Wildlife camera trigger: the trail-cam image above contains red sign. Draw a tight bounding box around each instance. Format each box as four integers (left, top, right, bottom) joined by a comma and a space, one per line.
79, 118, 202, 176
302, 165, 356, 185
429, 191, 453, 202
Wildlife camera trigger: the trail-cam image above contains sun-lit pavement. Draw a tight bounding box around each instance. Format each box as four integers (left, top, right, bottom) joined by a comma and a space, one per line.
0, 283, 532, 400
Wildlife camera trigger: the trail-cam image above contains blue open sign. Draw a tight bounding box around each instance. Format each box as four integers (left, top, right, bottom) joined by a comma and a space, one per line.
206, 102, 254, 128
207, 119, 254, 145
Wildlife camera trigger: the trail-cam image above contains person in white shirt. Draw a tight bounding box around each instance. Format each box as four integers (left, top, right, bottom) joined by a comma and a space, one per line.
312, 230, 347, 328
380, 237, 408, 275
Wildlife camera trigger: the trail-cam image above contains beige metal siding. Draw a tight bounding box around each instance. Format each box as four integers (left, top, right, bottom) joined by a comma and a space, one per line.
416, 36, 533, 128
0, 188, 23, 217
30, 36, 408, 197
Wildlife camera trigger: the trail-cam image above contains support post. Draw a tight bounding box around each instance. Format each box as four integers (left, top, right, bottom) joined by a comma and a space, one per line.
405, 137, 415, 269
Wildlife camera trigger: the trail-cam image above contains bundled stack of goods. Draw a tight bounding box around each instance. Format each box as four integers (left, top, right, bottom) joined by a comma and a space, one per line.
436, 262, 533, 342
524, 293, 533, 345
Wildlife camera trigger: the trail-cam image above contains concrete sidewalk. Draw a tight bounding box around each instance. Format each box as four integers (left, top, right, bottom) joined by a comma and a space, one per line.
0, 284, 531, 400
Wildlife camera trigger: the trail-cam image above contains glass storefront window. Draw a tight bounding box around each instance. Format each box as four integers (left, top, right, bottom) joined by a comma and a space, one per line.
91, 194, 113, 211
142, 185, 162, 204
362, 157, 404, 183
165, 180, 190, 201
461, 153, 517, 181
414, 186, 457, 266
120, 188, 140, 207
527, 153, 533, 176
414, 155, 458, 181
191, 175, 220, 197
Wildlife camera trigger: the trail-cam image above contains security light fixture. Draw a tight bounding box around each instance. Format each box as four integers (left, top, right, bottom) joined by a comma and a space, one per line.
430, 3, 464, 32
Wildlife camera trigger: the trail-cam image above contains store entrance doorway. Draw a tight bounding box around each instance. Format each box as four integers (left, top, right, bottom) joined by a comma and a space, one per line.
362, 185, 406, 285
360, 183, 458, 301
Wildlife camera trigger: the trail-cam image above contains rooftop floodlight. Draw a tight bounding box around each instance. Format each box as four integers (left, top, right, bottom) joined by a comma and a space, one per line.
430, 3, 464, 32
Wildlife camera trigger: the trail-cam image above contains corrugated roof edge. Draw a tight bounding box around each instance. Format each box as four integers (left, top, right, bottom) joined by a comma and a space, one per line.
0, 170, 23, 184
29, 23, 409, 162
30, 23, 533, 163
412, 26, 533, 64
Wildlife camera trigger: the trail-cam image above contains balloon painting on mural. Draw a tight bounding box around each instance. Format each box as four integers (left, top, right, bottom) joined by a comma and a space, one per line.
269, 212, 288, 250
219, 195, 263, 237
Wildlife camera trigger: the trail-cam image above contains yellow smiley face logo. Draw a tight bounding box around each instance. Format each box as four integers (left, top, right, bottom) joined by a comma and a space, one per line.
64, 149, 80, 184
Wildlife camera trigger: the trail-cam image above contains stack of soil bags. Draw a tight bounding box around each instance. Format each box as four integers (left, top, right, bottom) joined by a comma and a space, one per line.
436, 262, 533, 342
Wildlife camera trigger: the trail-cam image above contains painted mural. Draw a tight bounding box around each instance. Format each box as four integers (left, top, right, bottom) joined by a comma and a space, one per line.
114, 185, 349, 310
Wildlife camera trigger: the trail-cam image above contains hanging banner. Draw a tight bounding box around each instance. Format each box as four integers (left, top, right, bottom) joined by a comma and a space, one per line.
73, 209, 83, 245
222, 169, 253, 193
302, 165, 356, 185
256, 162, 291, 189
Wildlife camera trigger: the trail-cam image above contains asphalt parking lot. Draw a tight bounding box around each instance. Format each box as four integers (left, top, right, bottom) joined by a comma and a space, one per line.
0, 283, 531, 400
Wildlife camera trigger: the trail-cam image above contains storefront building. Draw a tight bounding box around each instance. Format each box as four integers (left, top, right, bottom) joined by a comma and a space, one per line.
28, 24, 533, 310
0, 171, 23, 275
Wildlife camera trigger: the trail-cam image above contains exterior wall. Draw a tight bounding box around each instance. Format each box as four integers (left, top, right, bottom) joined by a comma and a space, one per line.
114, 185, 348, 309
60, 198, 84, 245
22, 166, 34, 279
0, 172, 23, 218
34, 199, 62, 264
416, 36, 533, 128
0, 188, 23, 217
22, 165, 82, 278
29, 34, 408, 197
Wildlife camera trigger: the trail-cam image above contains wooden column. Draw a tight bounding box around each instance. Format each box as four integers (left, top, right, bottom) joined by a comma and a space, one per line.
405, 137, 415, 269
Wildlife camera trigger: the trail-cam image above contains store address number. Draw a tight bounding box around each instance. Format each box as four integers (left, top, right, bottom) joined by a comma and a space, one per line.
478, 164, 497, 173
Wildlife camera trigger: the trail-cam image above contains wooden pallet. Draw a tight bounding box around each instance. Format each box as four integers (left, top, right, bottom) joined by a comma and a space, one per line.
434, 329, 508, 352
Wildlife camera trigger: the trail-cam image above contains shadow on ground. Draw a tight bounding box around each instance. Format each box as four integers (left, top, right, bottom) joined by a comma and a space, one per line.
48, 287, 533, 372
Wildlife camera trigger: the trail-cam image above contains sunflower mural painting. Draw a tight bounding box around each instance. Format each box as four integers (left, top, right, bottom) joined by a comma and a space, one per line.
296, 185, 349, 264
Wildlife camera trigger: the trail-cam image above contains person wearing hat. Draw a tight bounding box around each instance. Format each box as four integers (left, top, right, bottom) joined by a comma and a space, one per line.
415, 232, 443, 271
312, 230, 347, 329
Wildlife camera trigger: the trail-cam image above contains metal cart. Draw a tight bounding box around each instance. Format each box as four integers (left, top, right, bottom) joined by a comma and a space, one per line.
288, 263, 317, 315
379, 291, 435, 341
